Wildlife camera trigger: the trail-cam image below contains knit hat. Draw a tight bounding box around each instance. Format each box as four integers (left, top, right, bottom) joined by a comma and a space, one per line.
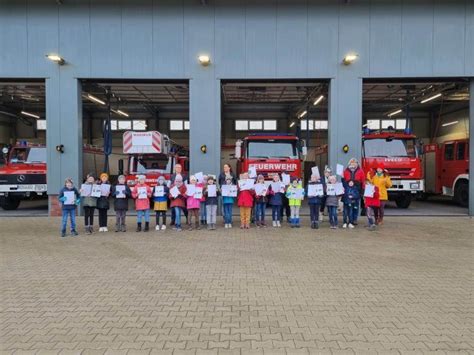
157, 175, 165, 183
100, 172, 109, 180
377, 162, 385, 170
324, 166, 332, 174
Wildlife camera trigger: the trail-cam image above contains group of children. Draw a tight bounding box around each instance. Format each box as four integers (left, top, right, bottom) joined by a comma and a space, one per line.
58, 158, 392, 237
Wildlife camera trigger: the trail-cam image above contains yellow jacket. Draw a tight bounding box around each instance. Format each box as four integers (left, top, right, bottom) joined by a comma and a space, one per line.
286, 183, 304, 206
367, 172, 392, 201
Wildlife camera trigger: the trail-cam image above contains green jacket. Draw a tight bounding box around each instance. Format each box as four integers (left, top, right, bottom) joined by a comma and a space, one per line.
286, 183, 304, 206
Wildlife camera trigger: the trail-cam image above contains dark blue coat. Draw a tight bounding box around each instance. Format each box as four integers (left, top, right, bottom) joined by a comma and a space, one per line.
306, 181, 326, 205
342, 183, 361, 204
58, 187, 80, 210
268, 185, 284, 206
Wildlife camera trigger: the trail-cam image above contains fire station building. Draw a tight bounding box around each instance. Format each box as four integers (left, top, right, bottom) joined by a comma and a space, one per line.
0, 0, 473, 216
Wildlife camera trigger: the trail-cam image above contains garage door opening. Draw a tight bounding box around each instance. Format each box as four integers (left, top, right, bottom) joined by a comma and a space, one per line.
0, 80, 47, 215
362, 78, 470, 216
80, 80, 190, 188
220, 80, 329, 182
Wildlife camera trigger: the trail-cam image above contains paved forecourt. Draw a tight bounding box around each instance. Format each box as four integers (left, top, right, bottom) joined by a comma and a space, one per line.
1, 216, 473, 354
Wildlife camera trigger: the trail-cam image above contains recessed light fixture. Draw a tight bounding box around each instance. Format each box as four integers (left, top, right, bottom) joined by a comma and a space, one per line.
21, 111, 40, 119
442, 120, 458, 127
313, 95, 324, 106
198, 55, 211, 66
45, 54, 65, 65
342, 53, 358, 65
298, 110, 307, 118
87, 94, 106, 105
387, 109, 403, 117
421, 93, 442, 104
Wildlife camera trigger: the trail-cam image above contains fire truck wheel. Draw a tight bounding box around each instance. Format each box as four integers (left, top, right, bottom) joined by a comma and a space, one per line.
0, 196, 21, 210
454, 181, 469, 208
395, 193, 412, 209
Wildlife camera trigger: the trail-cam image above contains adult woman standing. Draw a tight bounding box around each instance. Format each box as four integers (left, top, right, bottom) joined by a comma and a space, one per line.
367, 162, 392, 225
218, 163, 237, 186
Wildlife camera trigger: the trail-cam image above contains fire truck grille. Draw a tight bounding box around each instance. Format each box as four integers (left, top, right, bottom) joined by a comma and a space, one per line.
386, 168, 412, 177
0, 174, 46, 184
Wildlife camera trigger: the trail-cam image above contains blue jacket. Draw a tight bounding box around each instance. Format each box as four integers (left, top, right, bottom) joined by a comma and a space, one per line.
268, 184, 284, 206
152, 185, 169, 203
222, 196, 235, 204
58, 186, 80, 210
306, 181, 326, 205
342, 182, 361, 204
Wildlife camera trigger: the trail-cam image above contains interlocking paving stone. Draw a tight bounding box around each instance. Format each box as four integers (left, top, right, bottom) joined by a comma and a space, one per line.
1, 217, 473, 354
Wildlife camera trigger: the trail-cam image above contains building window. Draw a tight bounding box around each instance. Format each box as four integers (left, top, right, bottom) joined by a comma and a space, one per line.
235, 120, 277, 131
366, 120, 380, 130
170, 120, 189, 131
36, 119, 47, 130
301, 120, 328, 130
395, 119, 407, 130
381, 119, 395, 129
110, 120, 147, 131
365, 119, 406, 130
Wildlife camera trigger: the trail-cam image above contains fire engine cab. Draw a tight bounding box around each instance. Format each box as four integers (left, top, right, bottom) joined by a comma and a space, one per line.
119, 131, 189, 187
423, 139, 469, 207
362, 129, 424, 208
235, 133, 307, 180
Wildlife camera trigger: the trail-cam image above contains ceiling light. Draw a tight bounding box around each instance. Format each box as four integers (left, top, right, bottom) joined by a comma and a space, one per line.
313, 95, 324, 106
21, 111, 40, 119
421, 93, 442, 104
289, 122, 296, 128
45, 54, 65, 65
116, 110, 129, 117
442, 121, 458, 127
387, 109, 402, 117
198, 55, 211, 66
298, 110, 307, 118
87, 94, 105, 105
342, 53, 358, 65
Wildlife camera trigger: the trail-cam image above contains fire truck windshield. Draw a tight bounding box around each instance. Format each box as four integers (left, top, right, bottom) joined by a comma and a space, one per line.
132, 155, 171, 173
363, 138, 417, 158
247, 140, 298, 159
10, 147, 46, 164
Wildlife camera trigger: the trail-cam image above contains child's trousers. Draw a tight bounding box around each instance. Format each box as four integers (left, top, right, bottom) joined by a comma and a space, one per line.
116, 209, 127, 227
343, 202, 358, 224
327, 206, 338, 227
223, 203, 233, 224
200, 201, 207, 222
98, 208, 108, 227
206, 205, 217, 224
240, 207, 251, 225
61, 209, 76, 232
367, 206, 379, 226
83, 206, 95, 226
188, 208, 199, 226
290, 205, 300, 219
137, 209, 150, 223
155, 210, 166, 226
309, 204, 320, 223
255, 202, 265, 223
271, 205, 281, 221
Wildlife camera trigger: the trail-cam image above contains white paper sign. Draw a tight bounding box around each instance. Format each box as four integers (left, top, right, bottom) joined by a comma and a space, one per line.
116, 185, 126, 198
308, 184, 324, 197
271, 182, 282, 194
221, 185, 237, 197
100, 184, 111, 197
186, 184, 196, 196
238, 179, 254, 191
281, 173, 290, 185
170, 186, 180, 198
194, 172, 204, 183
248, 166, 257, 178
194, 187, 203, 199
64, 191, 75, 205
311, 166, 320, 179
364, 184, 375, 198
326, 184, 336, 196
254, 183, 267, 196
138, 187, 148, 199
91, 184, 101, 198
336, 164, 344, 176
335, 182, 345, 195
207, 184, 217, 197
290, 188, 304, 200
154, 186, 164, 197
80, 184, 92, 197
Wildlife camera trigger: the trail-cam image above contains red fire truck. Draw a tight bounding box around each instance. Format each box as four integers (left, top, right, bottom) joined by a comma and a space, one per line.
0, 142, 104, 210
234, 133, 307, 180
423, 139, 469, 207
120, 131, 189, 187
362, 129, 424, 208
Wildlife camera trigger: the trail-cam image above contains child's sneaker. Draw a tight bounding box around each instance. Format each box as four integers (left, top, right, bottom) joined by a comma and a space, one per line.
224, 224, 228, 229
104, 227, 108, 232
277, 221, 281, 228
61, 231, 67, 238
368, 224, 376, 231
176, 226, 182, 232
315, 222, 319, 229
272, 221, 277, 227
161, 225, 166, 230
348, 223, 355, 229
71, 230, 78, 236
342, 223, 347, 229
155, 225, 160, 231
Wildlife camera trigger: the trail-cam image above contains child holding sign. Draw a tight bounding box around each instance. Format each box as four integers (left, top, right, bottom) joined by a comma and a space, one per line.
97, 173, 111, 233
237, 172, 255, 229
222, 177, 236, 228
268, 174, 284, 228
153, 176, 169, 231
111, 175, 131, 232
306, 174, 325, 229
131, 175, 152, 232
185, 175, 203, 230
254, 174, 268, 228
80, 173, 98, 235
169, 175, 187, 232
342, 179, 361, 229
364, 180, 380, 231
326, 175, 344, 229
286, 178, 305, 228
58, 178, 80, 237
204, 176, 219, 230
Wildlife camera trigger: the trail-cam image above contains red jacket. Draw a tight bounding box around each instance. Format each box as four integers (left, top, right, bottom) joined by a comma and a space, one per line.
344, 167, 365, 190
169, 184, 187, 208
131, 183, 152, 210
364, 186, 381, 208
237, 189, 255, 207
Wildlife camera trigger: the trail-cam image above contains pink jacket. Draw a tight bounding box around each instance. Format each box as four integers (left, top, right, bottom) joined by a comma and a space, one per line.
131, 183, 152, 210
186, 183, 203, 209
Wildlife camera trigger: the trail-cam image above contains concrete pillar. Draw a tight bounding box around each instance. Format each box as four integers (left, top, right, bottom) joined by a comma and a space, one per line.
46, 77, 83, 216
189, 78, 221, 177
328, 77, 363, 170
469, 79, 473, 217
